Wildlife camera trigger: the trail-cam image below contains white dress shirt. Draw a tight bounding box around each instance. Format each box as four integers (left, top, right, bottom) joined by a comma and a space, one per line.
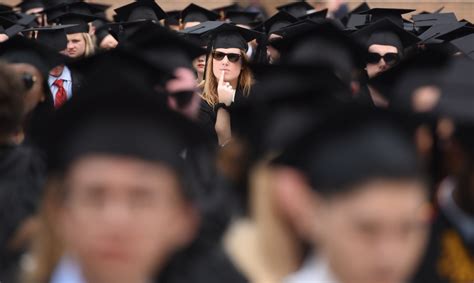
285, 255, 341, 283
49, 65, 73, 103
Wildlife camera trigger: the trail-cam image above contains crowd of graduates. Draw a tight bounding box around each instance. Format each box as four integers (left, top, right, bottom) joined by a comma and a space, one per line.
0, 0, 473, 282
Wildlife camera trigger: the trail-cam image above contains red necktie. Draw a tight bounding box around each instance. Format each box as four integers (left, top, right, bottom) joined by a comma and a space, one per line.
53, 79, 67, 109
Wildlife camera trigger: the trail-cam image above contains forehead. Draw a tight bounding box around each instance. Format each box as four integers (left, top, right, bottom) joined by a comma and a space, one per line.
214, 47, 241, 54
67, 33, 83, 40
368, 44, 398, 54
65, 154, 180, 190
326, 179, 427, 218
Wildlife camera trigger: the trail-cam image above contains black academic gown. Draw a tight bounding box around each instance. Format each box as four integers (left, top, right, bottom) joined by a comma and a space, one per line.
198, 88, 247, 145
412, 207, 474, 283
70, 65, 83, 97
0, 144, 46, 282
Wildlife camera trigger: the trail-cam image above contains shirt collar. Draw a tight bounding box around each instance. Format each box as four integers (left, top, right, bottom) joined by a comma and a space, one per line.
49, 66, 72, 85
285, 255, 340, 283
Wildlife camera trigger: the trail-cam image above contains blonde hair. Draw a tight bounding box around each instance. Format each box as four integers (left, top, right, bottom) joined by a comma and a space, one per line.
200, 50, 254, 107
81, 32, 96, 58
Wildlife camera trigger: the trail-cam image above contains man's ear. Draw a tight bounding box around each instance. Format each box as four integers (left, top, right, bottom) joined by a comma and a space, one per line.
272, 166, 324, 243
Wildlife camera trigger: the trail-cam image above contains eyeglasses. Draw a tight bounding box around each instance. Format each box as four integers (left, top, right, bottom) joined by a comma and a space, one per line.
212, 51, 242, 63
367, 52, 400, 65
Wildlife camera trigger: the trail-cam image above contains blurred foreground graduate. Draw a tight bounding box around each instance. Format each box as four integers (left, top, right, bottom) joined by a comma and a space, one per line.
24, 63, 246, 283
271, 105, 431, 283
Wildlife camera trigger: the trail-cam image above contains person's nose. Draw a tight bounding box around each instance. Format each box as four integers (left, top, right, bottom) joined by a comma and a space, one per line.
222, 55, 230, 65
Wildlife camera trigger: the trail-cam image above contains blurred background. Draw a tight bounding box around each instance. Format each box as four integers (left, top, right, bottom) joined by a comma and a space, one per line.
2, 0, 474, 21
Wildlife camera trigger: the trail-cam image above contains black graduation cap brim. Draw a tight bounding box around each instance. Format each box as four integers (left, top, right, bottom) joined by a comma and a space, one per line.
350, 2, 371, 14
23, 24, 77, 51
180, 20, 224, 36
450, 33, 474, 59
164, 10, 181, 26
114, 0, 166, 22
345, 14, 367, 30
359, 8, 415, 16
263, 11, 298, 34
418, 22, 467, 42
212, 3, 241, 14
352, 18, 421, 50
298, 9, 328, 21
125, 22, 206, 70
15, 0, 45, 12
412, 13, 458, 27
49, 12, 100, 33
276, 1, 314, 17
0, 35, 67, 77
203, 23, 263, 51
437, 25, 474, 42
181, 3, 219, 24
225, 10, 260, 25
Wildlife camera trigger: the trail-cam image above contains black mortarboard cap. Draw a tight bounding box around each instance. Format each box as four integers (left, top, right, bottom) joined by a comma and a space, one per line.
298, 9, 327, 21
0, 12, 37, 37
352, 18, 420, 52
88, 2, 110, 18
23, 24, 76, 52
181, 3, 219, 24
41, 0, 81, 20
49, 12, 98, 34
126, 22, 206, 71
263, 11, 298, 35
273, 105, 423, 194
212, 3, 241, 15
360, 8, 415, 28
340, 2, 370, 28
413, 12, 458, 28
418, 22, 467, 43
226, 10, 260, 26
0, 35, 67, 77
437, 25, 474, 42
345, 14, 367, 30
450, 33, 474, 59
114, 0, 166, 22
180, 20, 223, 36
204, 22, 262, 51
351, 2, 370, 14
164, 10, 180, 26
276, 1, 314, 18
15, 0, 44, 13
272, 19, 367, 83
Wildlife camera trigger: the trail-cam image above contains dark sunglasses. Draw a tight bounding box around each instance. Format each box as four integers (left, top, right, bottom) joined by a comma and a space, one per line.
212, 51, 242, 63
367, 52, 400, 65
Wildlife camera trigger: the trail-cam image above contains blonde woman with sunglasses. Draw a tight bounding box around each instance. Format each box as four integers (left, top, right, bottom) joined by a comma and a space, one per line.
199, 24, 260, 146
